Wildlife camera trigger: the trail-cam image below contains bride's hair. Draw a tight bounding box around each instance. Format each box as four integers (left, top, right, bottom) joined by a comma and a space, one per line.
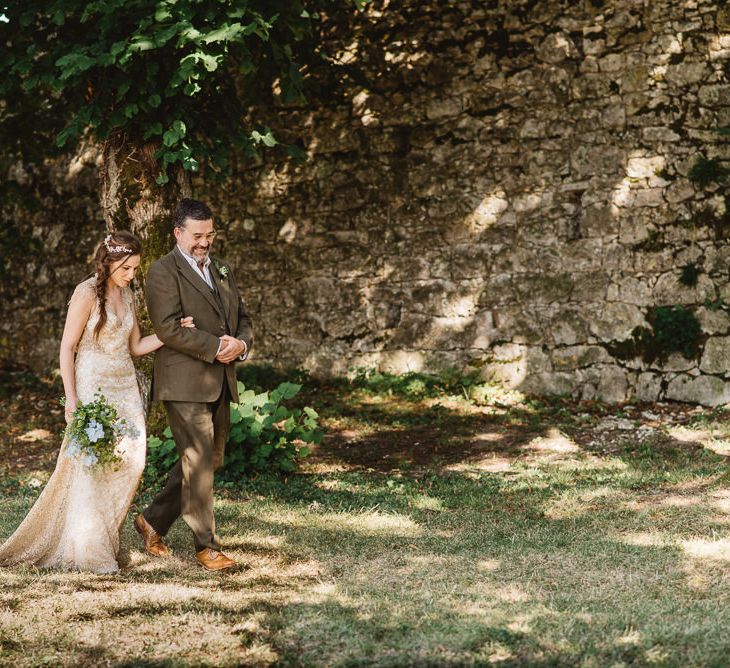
92, 230, 142, 340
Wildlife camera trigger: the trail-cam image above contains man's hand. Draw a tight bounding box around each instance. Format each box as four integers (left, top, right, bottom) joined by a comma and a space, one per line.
216, 335, 246, 364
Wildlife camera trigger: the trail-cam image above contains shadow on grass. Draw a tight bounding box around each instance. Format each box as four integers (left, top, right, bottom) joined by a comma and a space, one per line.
2, 462, 730, 666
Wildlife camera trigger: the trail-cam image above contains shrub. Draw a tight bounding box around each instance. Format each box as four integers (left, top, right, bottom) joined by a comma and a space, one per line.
145, 380, 321, 485
607, 305, 703, 365
348, 368, 482, 400
222, 381, 321, 478
651, 305, 702, 359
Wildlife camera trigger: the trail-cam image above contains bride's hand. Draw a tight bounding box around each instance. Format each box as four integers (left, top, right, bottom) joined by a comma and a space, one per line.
64, 398, 77, 424
180, 316, 195, 328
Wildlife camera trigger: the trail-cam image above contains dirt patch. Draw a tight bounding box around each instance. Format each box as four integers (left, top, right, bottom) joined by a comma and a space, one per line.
0, 373, 65, 475
0, 370, 724, 476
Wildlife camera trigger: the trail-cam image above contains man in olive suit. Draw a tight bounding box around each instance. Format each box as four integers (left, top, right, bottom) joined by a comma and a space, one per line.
135, 198, 253, 571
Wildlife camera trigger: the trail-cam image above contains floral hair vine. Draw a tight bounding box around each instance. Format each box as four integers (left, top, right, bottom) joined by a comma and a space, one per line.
103, 234, 132, 255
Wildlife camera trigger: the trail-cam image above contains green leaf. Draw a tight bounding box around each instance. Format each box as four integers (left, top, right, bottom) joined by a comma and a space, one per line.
143, 122, 163, 140
155, 6, 172, 21
252, 392, 269, 408
147, 93, 161, 108
201, 23, 245, 44
129, 36, 156, 52
276, 382, 301, 400
162, 129, 180, 147
273, 405, 288, 421
55, 52, 96, 79
184, 82, 202, 96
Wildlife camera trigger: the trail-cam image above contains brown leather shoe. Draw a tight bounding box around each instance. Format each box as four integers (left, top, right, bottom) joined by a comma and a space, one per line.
134, 514, 170, 557
196, 548, 236, 571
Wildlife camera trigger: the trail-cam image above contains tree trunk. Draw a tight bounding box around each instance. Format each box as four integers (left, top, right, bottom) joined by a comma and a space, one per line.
99, 132, 192, 424
100, 132, 191, 262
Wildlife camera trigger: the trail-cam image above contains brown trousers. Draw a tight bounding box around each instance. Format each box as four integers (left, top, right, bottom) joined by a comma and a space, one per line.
143, 385, 230, 551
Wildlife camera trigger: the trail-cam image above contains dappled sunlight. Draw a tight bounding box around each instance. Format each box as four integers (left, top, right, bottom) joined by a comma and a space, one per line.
476, 558, 501, 572
123, 552, 191, 572
445, 454, 512, 473
277, 509, 423, 537
681, 538, 730, 562
233, 533, 286, 551
464, 189, 509, 235
709, 489, 730, 513
521, 428, 579, 454
667, 426, 713, 444
17, 428, 52, 442
615, 531, 668, 547
495, 585, 530, 604
702, 438, 730, 456
544, 485, 628, 520
657, 495, 702, 508
410, 494, 444, 511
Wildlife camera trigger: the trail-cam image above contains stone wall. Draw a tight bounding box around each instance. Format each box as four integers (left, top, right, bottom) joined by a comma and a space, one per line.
4, 0, 730, 405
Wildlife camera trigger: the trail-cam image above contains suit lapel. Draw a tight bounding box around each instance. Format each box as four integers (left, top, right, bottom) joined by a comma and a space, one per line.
172, 249, 223, 317
209, 260, 231, 320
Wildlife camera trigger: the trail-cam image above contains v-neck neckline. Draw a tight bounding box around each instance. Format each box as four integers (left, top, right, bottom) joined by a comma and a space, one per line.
106, 290, 127, 323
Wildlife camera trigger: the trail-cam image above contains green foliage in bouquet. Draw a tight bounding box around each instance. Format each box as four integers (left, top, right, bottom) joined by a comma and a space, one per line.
145, 380, 321, 484
63, 392, 136, 470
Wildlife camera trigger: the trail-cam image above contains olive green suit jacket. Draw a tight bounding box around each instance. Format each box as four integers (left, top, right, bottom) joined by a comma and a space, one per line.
146, 248, 253, 403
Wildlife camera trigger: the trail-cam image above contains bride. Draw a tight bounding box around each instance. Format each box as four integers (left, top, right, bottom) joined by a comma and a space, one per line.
0, 231, 192, 573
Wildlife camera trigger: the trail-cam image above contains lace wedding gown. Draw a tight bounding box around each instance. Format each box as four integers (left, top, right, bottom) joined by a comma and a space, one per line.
0, 278, 146, 573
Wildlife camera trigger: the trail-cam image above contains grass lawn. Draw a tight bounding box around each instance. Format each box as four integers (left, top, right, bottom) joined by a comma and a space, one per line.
2, 368, 730, 666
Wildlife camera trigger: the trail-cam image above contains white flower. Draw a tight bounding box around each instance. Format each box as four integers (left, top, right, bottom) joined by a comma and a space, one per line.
85, 419, 105, 443
65, 440, 81, 458
82, 452, 99, 468
115, 419, 139, 439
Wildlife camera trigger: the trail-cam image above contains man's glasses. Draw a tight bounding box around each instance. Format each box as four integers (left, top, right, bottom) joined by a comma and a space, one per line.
190, 231, 218, 242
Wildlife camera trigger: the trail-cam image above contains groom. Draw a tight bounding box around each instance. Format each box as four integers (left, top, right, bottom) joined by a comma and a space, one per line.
135, 198, 253, 571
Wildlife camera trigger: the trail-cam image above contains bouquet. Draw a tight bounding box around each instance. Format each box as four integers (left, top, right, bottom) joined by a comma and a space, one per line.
63, 392, 138, 470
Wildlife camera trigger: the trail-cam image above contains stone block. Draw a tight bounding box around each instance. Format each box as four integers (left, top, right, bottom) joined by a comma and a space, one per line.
665, 374, 730, 407
590, 302, 647, 342
551, 345, 611, 370
696, 307, 730, 335
665, 63, 710, 87
698, 85, 730, 108
634, 372, 663, 402
700, 336, 730, 375
595, 365, 630, 403
536, 32, 579, 63
652, 272, 716, 306
519, 371, 576, 396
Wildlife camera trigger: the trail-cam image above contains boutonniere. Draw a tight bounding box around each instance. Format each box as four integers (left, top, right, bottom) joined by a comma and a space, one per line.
214, 260, 229, 279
